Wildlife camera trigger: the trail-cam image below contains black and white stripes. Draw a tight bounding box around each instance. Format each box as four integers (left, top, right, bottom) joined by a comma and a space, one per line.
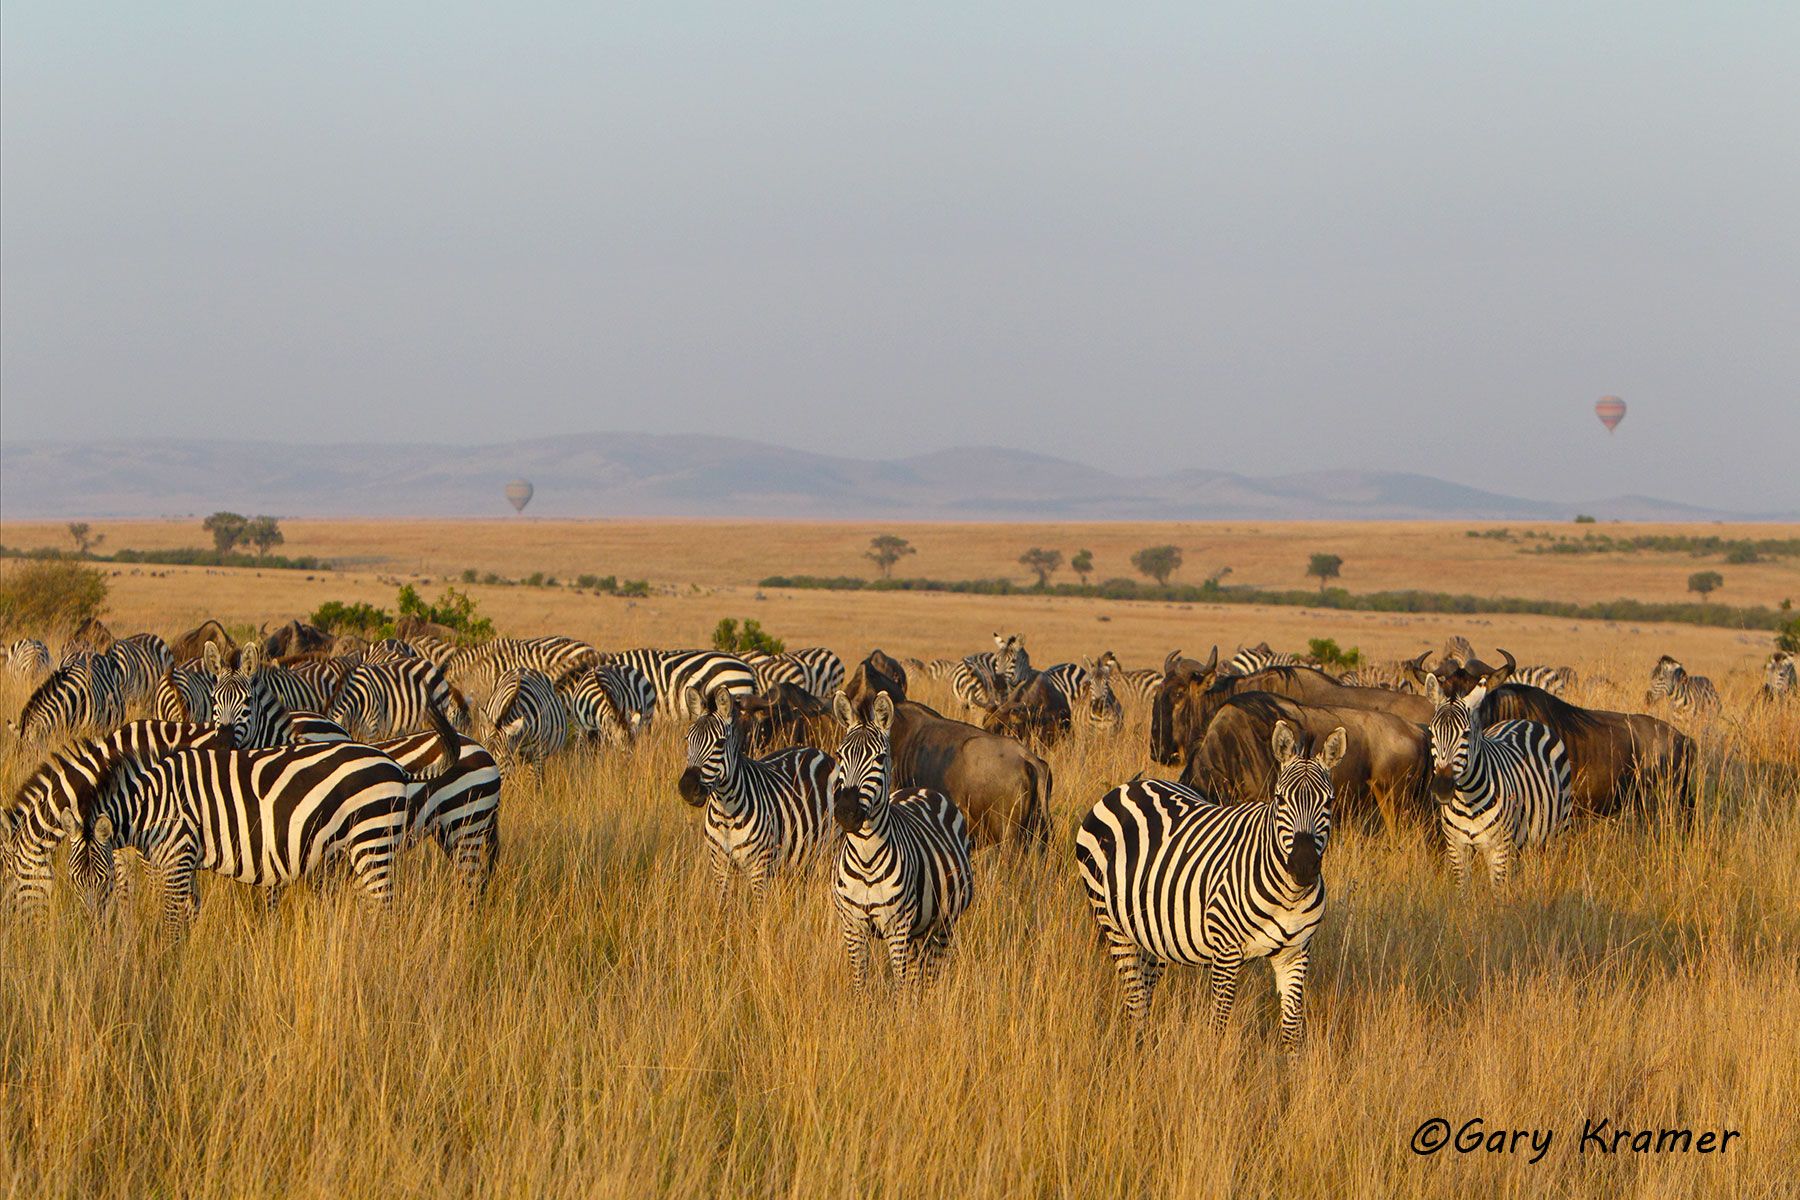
1645, 655, 1720, 715
481, 668, 567, 772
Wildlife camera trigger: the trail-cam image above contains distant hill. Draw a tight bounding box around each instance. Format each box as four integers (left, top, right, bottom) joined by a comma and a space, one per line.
0, 434, 1783, 521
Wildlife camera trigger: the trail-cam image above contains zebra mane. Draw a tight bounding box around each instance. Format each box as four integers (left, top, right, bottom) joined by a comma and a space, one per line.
15, 657, 88, 730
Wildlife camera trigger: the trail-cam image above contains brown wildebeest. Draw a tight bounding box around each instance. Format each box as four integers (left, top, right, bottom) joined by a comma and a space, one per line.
1152, 649, 1432, 766
741, 682, 835, 754
64, 617, 115, 657
170, 620, 237, 666
844, 650, 909, 709
1478, 682, 1693, 816
981, 670, 1073, 748
840, 673, 1052, 849
263, 619, 334, 659
1182, 692, 1431, 828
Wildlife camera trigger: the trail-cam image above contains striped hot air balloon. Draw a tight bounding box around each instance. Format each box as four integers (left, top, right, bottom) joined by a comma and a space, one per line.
1594, 396, 1626, 433
504, 479, 534, 513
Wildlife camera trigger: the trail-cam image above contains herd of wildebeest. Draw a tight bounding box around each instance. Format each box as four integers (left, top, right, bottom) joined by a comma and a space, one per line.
2, 614, 1793, 1050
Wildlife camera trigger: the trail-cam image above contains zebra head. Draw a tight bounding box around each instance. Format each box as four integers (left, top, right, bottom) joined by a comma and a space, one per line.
1768, 651, 1797, 695
207, 639, 266, 749
678, 686, 741, 806
1081, 658, 1118, 722
12, 655, 94, 745
993, 634, 1030, 687
61, 805, 117, 918
1423, 672, 1488, 792
572, 673, 631, 747
830, 690, 894, 835
1270, 719, 1344, 888
1645, 654, 1683, 702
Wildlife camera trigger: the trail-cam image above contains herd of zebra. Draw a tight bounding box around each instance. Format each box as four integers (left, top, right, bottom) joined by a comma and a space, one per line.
1, 618, 1791, 1053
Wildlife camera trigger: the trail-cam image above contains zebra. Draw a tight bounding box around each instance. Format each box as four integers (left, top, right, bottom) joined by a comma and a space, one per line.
923, 658, 959, 680
597, 649, 756, 713
104, 632, 173, 710
206, 641, 297, 749
327, 656, 470, 740
267, 656, 353, 712
1074, 720, 1346, 1052
1645, 655, 1720, 715
481, 668, 567, 772
449, 636, 598, 692
154, 664, 215, 722
7, 638, 53, 677
829, 690, 974, 989
3, 720, 226, 918
991, 633, 1033, 687
950, 653, 1007, 714
1762, 651, 1796, 702
8, 652, 127, 744
1424, 673, 1573, 889
564, 663, 656, 745
1512, 664, 1578, 695
1224, 642, 1300, 677
365, 637, 419, 663
61, 714, 459, 928
1098, 652, 1162, 707
678, 685, 837, 902
408, 635, 462, 670
746, 647, 845, 699
1073, 658, 1124, 732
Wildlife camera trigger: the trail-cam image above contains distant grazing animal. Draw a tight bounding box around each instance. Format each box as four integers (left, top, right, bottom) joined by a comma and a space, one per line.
678, 685, 837, 902
830, 691, 974, 990
1224, 642, 1300, 677
1645, 655, 1720, 715
6, 639, 52, 678
1076, 721, 1345, 1051
1763, 651, 1796, 702
564, 664, 656, 745
981, 670, 1073, 747
1425, 674, 1572, 888
262, 619, 334, 659
61, 713, 458, 928
481, 668, 567, 772
597, 649, 755, 712
1337, 652, 1431, 694
9, 652, 126, 745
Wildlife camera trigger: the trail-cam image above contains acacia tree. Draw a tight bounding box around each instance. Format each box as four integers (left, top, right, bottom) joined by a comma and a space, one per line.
1307, 553, 1343, 593
865, 534, 916, 580
1687, 570, 1723, 602
66, 522, 104, 556
245, 516, 285, 558
1019, 547, 1063, 588
1071, 548, 1094, 585
1131, 545, 1183, 586
203, 511, 249, 554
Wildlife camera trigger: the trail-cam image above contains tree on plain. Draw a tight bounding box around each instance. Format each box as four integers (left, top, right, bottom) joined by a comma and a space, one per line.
1307, 553, 1344, 593
1019, 547, 1063, 589
866, 535, 916, 580
1131, 545, 1183, 587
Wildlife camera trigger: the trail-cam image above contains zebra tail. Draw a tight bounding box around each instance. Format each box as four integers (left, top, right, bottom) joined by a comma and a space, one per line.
408, 706, 461, 782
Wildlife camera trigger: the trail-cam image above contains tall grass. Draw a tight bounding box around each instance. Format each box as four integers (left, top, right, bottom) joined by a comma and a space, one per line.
2, 669, 1796, 1198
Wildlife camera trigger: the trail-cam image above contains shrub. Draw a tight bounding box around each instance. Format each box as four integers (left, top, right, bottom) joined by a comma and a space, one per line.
461, 568, 480, 584
1725, 545, 1761, 564
1307, 637, 1363, 670
0, 560, 108, 636
1777, 613, 1799, 654
1574, 514, 1598, 523
1688, 571, 1723, 600
398, 585, 495, 642
310, 599, 395, 638
618, 579, 651, 598
713, 617, 785, 655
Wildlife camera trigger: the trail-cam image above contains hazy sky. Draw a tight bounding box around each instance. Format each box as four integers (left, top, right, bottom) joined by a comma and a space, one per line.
3, 3, 1796, 511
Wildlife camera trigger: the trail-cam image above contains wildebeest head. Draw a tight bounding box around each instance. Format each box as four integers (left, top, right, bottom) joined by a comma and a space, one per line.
831, 690, 894, 834
1270, 719, 1344, 888
678, 685, 741, 806
1149, 646, 1218, 766
844, 652, 907, 714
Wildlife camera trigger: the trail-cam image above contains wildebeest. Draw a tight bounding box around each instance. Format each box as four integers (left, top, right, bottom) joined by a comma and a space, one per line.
741, 682, 836, 754
980, 670, 1073, 748
1477, 680, 1692, 815
1182, 692, 1430, 828
170, 620, 237, 667
263, 619, 334, 659
843, 650, 909, 709
64, 618, 115, 657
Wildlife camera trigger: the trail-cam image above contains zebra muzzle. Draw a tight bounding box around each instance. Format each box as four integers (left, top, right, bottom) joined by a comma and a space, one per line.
676, 767, 707, 807
832, 788, 865, 833
1286, 834, 1321, 886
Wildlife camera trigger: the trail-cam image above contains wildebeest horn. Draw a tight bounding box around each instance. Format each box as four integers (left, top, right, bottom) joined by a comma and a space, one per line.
1490, 648, 1517, 686
1163, 649, 1182, 675
1203, 645, 1218, 672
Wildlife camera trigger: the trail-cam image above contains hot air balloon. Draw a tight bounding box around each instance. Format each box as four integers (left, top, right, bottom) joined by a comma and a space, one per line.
1594, 396, 1626, 433
504, 479, 534, 514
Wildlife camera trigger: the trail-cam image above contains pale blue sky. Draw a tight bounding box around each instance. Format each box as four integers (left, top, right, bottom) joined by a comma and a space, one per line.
3, 2, 1796, 510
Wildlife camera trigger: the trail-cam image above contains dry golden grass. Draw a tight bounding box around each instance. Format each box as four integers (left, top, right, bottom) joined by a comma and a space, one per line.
3, 530, 1799, 1197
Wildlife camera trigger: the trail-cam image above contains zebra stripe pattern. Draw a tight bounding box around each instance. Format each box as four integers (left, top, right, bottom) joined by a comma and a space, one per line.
678, 686, 837, 901
1513, 664, 1577, 695
450, 636, 598, 692
1645, 655, 1720, 714
105, 632, 174, 709
745, 647, 846, 699
9, 652, 126, 744
1075, 720, 1345, 1051
1224, 642, 1300, 677
155, 664, 215, 722
1097, 653, 1161, 707
598, 649, 756, 712
61, 728, 454, 927
829, 691, 974, 989
950, 653, 1005, 712
327, 656, 469, 740
6, 638, 52, 677
564, 664, 656, 745
1763, 651, 1796, 702
206, 641, 297, 749
377, 729, 502, 895
482, 668, 567, 771
923, 658, 959, 680
1425, 676, 1573, 888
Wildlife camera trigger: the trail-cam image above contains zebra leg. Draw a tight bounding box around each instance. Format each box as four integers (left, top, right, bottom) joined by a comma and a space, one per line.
1207, 949, 1245, 1038
1487, 837, 1514, 891
1442, 821, 1472, 890
1271, 944, 1310, 1056
1101, 929, 1163, 1027
110, 848, 136, 909
839, 912, 872, 993
884, 923, 915, 987
919, 929, 953, 989
346, 839, 398, 909
264, 883, 285, 910
749, 851, 775, 905
708, 843, 733, 905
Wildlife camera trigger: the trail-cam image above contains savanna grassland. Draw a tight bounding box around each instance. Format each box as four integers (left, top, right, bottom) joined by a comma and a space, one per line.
2, 520, 1798, 1199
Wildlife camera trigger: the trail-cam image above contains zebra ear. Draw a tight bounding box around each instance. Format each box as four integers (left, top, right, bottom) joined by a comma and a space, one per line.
240, 641, 264, 674
203, 641, 222, 673
61, 807, 80, 837
708, 686, 735, 719
93, 813, 114, 842
1423, 672, 1444, 706
1318, 727, 1348, 770
832, 691, 855, 727
1271, 720, 1300, 764
681, 687, 704, 721
871, 691, 894, 731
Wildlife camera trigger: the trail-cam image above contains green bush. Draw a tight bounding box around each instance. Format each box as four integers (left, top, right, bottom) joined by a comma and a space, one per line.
1574, 514, 1598, 523
1307, 637, 1363, 670
310, 600, 396, 638
0, 559, 108, 636
1777, 614, 1799, 654
713, 617, 785, 655
1725, 545, 1761, 564
398, 585, 495, 642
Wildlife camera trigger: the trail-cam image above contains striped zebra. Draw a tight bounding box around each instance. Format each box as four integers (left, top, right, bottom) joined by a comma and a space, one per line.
678, 685, 837, 901
1074, 720, 1346, 1051
154, 664, 215, 722
1762, 651, 1796, 702
206, 641, 296, 749
1098, 652, 1162, 708
408, 635, 461, 670
268, 656, 354, 712
3, 720, 226, 918
104, 633, 174, 709
745, 647, 845, 699
1424, 674, 1572, 889
8, 652, 127, 744
327, 656, 470, 740
450, 636, 598, 692
923, 658, 959, 681
992, 633, 1032, 687
950, 653, 1006, 713
564, 663, 656, 745
7, 638, 52, 677
1073, 659, 1124, 732
61, 714, 459, 928
1512, 664, 1577, 695
482, 668, 567, 772
365, 637, 419, 663
829, 691, 974, 989
1645, 655, 1720, 715
598, 649, 756, 713
1224, 642, 1299, 677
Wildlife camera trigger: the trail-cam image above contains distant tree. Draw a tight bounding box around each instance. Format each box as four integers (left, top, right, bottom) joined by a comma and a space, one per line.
1018, 547, 1063, 588
1574, 514, 1598, 524
244, 516, 285, 558
203, 511, 249, 554
1071, 548, 1094, 586
1687, 570, 1723, 602
1307, 553, 1344, 593
66, 522, 103, 556
865, 534, 916, 580
1724, 544, 1761, 564
1131, 545, 1183, 586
